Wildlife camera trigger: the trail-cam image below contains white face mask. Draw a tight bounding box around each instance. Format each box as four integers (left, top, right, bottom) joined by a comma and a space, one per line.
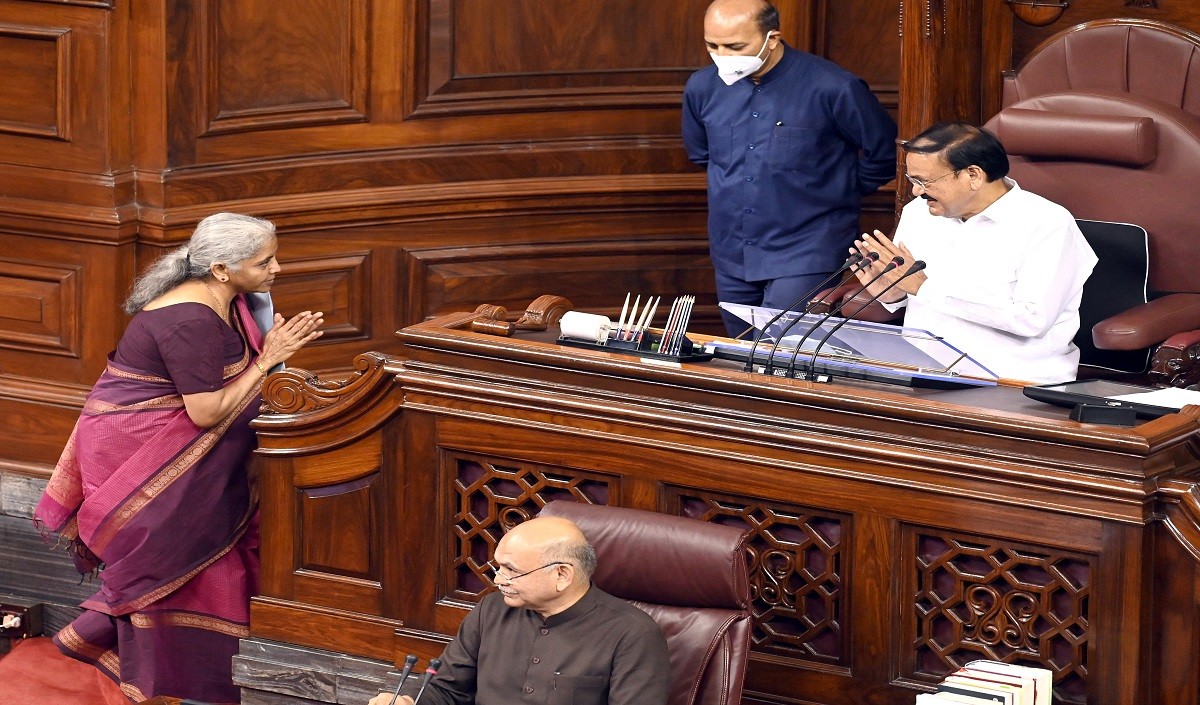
709, 33, 775, 86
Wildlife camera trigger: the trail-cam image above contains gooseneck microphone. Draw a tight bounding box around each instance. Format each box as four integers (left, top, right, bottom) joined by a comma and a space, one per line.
781, 255, 903, 377
387, 654, 420, 705
800, 260, 927, 381
756, 253, 880, 375
763, 252, 878, 374
412, 658, 443, 705
743, 252, 867, 371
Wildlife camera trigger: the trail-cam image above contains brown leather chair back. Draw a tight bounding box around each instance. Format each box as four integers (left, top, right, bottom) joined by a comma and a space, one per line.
538, 501, 752, 705
987, 92, 1200, 298
1002, 19, 1200, 114
988, 19, 1200, 297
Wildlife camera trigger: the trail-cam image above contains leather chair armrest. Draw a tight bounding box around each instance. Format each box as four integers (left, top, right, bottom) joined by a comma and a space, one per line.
1093, 293, 1200, 349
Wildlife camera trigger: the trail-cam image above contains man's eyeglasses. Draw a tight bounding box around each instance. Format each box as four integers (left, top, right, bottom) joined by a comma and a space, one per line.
905, 169, 960, 190
485, 560, 568, 583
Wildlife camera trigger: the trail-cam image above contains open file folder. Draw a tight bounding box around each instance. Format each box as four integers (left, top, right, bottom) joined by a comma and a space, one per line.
709, 303, 998, 389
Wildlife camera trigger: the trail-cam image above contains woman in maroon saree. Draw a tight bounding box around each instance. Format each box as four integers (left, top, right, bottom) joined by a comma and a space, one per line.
34, 213, 323, 703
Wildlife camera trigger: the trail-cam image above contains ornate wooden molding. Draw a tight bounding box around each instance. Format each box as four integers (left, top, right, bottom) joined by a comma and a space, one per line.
1157, 480, 1200, 563
1150, 337, 1200, 389
261, 352, 392, 416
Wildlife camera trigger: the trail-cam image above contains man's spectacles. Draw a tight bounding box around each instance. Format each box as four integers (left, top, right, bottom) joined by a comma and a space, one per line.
905, 169, 961, 190
485, 560, 568, 583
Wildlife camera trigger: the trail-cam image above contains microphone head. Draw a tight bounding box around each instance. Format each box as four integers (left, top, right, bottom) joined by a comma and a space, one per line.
403, 654, 418, 666
853, 251, 880, 271
907, 260, 927, 273
889, 256, 905, 266
427, 659, 442, 674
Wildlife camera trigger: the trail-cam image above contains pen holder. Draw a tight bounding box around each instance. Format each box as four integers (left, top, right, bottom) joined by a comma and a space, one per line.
558, 328, 712, 362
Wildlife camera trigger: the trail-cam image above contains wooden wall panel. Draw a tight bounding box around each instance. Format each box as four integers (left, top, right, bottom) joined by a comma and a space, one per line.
414, 0, 709, 117
299, 474, 380, 579
825, 1, 901, 100
406, 239, 721, 332
270, 252, 372, 345
0, 25, 68, 139
0, 234, 130, 382
201, 0, 369, 136
0, 2, 118, 176
0, 258, 80, 356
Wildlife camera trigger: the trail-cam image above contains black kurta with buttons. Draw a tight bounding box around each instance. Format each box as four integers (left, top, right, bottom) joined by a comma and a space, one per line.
402, 585, 669, 705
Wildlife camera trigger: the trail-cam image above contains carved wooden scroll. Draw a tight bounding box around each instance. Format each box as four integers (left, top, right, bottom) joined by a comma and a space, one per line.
261, 351, 392, 415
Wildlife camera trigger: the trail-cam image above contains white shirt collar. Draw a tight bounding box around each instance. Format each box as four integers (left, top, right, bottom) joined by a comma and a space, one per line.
967, 177, 1020, 224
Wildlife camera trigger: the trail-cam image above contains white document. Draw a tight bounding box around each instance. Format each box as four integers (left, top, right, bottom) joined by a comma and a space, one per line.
1110, 386, 1200, 410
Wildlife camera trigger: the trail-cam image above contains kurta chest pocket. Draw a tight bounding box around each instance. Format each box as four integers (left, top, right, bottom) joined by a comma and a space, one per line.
549, 674, 607, 705
769, 125, 827, 170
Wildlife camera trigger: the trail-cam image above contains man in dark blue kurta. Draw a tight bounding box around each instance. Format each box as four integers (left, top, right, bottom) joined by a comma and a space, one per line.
683, 0, 897, 335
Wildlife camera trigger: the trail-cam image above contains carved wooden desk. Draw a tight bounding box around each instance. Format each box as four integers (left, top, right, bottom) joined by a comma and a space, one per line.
245, 312, 1200, 705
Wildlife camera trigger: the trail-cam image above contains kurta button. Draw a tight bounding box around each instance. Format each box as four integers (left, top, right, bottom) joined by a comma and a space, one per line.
748, 143, 756, 150
745, 176, 753, 182
752, 111, 760, 118
744, 209, 752, 214
525, 686, 534, 693
532, 657, 541, 664
540, 628, 549, 634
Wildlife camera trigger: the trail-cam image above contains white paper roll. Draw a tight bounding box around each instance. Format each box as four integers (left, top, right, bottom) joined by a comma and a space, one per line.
559, 311, 612, 344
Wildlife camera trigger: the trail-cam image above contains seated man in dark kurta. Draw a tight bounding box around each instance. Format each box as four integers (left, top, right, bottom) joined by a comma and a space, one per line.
368, 515, 670, 705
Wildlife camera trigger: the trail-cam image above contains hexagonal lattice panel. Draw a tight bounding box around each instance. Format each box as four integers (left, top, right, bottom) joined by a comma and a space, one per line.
671, 490, 850, 665
909, 529, 1091, 704
450, 455, 613, 597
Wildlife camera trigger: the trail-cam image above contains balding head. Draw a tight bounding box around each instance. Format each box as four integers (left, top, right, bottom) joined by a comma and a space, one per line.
491, 516, 596, 618
705, 0, 778, 35
502, 516, 596, 576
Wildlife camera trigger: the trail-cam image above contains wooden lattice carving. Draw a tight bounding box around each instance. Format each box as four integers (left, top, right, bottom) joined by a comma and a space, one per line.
450, 455, 613, 597
908, 529, 1091, 704
671, 490, 850, 665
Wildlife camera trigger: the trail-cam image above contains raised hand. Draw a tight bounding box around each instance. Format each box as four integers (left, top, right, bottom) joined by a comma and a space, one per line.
850, 231, 925, 302
260, 310, 324, 368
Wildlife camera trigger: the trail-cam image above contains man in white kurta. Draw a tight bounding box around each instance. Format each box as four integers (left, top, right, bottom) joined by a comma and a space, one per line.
852, 123, 1097, 384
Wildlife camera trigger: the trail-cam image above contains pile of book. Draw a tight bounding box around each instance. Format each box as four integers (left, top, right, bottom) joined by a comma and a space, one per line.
916, 660, 1052, 704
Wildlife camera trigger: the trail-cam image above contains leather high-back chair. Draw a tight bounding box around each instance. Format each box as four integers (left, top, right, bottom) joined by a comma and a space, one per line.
984, 19, 1200, 385
537, 501, 753, 705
